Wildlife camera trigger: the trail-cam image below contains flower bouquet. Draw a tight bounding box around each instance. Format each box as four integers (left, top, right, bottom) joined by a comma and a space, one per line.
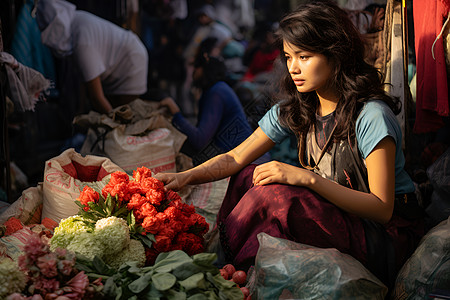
5, 233, 102, 300
72, 166, 209, 265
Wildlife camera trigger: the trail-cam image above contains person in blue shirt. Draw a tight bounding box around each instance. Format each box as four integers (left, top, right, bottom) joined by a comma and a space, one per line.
160, 53, 269, 165
156, 0, 423, 288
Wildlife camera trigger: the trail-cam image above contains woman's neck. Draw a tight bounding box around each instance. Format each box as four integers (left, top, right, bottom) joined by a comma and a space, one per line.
316, 90, 339, 117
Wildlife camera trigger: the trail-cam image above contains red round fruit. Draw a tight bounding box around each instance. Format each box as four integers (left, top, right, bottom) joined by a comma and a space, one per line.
232, 270, 247, 285
219, 268, 229, 280
240, 286, 250, 298
223, 264, 236, 277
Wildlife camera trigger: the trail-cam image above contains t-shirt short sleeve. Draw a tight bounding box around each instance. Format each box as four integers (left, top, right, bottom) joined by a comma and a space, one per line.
258, 105, 292, 143
74, 43, 106, 82
356, 100, 402, 159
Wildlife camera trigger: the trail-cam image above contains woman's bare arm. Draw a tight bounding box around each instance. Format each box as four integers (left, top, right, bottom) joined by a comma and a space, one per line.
252, 136, 396, 223
154, 127, 275, 191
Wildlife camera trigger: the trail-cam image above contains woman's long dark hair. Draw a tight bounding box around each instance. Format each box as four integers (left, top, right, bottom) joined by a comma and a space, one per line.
272, 0, 397, 167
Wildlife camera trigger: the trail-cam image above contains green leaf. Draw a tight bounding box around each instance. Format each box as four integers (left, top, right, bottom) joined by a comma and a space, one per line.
186, 294, 209, 300
106, 194, 113, 215
98, 194, 105, 207
205, 273, 236, 290
192, 252, 218, 267
164, 289, 187, 300
218, 288, 244, 300
145, 282, 164, 298
152, 273, 177, 291
172, 262, 205, 281
115, 286, 122, 300
114, 204, 129, 217
75, 200, 85, 209
134, 233, 154, 249
178, 273, 205, 291
128, 272, 153, 293
92, 256, 115, 275
153, 250, 193, 273
102, 277, 118, 298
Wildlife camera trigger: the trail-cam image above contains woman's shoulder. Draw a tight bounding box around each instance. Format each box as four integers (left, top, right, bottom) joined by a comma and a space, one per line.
357, 99, 396, 123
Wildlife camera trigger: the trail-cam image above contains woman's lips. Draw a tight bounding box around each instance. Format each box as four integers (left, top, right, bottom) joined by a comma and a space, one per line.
293, 79, 305, 86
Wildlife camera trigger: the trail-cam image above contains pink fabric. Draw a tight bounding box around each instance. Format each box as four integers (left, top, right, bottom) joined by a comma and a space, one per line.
413, 0, 450, 133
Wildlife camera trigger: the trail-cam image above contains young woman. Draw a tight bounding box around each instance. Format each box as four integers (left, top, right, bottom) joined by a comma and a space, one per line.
155, 0, 423, 287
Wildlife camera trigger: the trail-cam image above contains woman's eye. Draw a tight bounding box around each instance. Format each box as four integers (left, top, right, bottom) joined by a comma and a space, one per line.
300, 56, 308, 60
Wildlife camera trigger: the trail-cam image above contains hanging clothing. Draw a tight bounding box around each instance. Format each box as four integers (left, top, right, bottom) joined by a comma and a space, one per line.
0, 52, 51, 111
10, 0, 56, 83
413, 0, 450, 133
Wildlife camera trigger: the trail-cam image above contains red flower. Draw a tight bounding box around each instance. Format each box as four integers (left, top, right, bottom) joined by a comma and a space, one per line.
102, 182, 131, 202
109, 171, 130, 185
188, 214, 209, 235
133, 167, 153, 183
127, 194, 147, 211
127, 180, 145, 196
145, 189, 165, 206
78, 186, 99, 206
141, 177, 164, 191
142, 213, 163, 234
153, 232, 173, 253
135, 202, 157, 221
166, 190, 182, 202
102, 172, 132, 201
173, 232, 205, 256
169, 199, 196, 215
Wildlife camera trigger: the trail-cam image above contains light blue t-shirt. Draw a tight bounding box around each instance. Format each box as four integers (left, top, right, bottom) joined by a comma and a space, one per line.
258, 101, 414, 194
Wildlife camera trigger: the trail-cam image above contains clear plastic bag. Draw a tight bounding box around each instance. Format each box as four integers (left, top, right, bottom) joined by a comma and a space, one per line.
246, 233, 387, 299
391, 217, 450, 299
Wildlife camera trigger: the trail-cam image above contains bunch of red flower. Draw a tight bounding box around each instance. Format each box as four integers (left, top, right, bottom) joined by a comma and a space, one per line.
77, 167, 209, 265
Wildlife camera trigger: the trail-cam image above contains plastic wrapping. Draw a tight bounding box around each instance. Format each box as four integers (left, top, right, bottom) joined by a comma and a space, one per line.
246, 233, 387, 299
391, 217, 450, 299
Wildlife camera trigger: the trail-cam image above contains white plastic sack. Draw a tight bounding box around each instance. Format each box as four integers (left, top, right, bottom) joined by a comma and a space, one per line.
104, 127, 177, 174
41, 148, 124, 223
0, 184, 43, 225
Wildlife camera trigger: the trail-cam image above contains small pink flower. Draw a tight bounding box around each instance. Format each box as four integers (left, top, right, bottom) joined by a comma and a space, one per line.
22, 234, 49, 263
34, 276, 60, 294
37, 253, 58, 278
58, 259, 75, 276
6, 293, 27, 300
62, 271, 89, 300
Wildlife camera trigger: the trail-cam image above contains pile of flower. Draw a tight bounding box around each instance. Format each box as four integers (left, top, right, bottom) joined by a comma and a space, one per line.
75, 167, 209, 265
50, 215, 146, 269
4, 233, 102, 300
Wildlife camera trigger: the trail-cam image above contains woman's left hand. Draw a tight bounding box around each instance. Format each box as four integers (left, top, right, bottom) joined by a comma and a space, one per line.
252, 161, 315, 187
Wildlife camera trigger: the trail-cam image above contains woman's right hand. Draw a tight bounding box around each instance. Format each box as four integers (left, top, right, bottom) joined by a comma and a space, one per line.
154, 172, 187, 191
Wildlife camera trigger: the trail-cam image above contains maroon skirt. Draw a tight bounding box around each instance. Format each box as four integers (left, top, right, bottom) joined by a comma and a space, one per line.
216, 165, 423, 285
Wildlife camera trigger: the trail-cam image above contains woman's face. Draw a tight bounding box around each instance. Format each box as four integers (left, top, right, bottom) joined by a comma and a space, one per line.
283, 41, 334, 95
